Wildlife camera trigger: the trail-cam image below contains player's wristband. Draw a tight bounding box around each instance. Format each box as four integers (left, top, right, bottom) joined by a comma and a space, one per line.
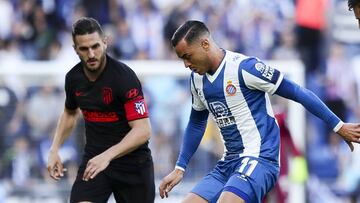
175, 165, 185, 172
333, 121, 344, 132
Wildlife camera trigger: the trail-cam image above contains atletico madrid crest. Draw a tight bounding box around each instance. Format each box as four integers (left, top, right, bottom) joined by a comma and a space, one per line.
135, 100, 146, 115
102, 87, 113, 105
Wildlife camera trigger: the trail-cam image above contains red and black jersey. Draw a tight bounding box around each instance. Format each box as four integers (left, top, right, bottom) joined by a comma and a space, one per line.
64, 55, 151, 170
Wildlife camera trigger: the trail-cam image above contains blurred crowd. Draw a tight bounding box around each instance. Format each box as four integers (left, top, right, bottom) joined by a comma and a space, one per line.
1, 0, 360, 202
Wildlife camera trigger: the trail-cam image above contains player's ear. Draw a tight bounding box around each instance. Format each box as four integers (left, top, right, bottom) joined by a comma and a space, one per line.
72, 44, 79, 55
103, 36, 108, 49
72, 36, 79, 53
201, 39, 209, 50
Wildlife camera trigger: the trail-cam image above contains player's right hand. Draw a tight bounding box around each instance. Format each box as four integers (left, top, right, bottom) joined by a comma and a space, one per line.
337, 123, 360, 151
47, 151, 67, 181
159, 168, 184, 199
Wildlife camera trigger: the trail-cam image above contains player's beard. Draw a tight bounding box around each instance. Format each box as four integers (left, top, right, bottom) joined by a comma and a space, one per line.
82, 53, 106, 73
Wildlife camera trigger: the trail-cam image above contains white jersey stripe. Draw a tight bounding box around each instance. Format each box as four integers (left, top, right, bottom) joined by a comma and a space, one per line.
224, 53, 261, 158
242, 70, 280, 95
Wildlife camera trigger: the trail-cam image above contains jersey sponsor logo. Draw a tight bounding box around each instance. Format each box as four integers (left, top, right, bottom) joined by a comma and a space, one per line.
135, 100, 146, 115
255, 62, 274, 81
255, 62, 266, 73
196, 88, 203, 97
262, 66, 274, 81
209, 101, 236, 127
82, 110, 119, 122
226, 81, 237, 96
126, 88, 139, 99
102, 87, 113, 105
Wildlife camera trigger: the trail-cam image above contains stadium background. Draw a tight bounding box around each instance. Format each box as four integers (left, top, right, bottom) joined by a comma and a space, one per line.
0, 0, 360, 202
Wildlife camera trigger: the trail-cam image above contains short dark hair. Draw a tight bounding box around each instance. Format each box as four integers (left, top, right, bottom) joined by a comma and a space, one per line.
348, 0, 360, 10
171, 20, 210, 47
72, 17, 103, 42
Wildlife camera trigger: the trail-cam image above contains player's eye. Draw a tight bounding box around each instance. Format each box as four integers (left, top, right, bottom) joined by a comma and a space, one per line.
92, 44, 100, 49
79, 47, 88, 51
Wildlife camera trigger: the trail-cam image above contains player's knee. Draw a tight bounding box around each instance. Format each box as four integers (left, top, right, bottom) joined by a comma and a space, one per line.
217, 191, 246, 203
182, 192, 208, 203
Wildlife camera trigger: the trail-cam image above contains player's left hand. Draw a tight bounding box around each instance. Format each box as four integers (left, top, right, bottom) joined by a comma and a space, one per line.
83, 153, 111, 181
337, 123, 360, 151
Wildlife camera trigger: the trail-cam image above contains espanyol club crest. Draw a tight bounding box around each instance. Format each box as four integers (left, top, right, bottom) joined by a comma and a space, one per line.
226, 81, 237, 96
102, 87, 113, 105
135, 100, 146, 115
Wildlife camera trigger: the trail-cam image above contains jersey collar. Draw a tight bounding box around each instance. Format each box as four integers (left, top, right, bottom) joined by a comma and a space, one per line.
205, 49, 227, 83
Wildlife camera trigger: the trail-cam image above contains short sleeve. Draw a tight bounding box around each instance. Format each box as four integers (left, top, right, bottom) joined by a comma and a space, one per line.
240, 58, 284, 94
190, 74, 207, 111
122, 69, 149, 121
64, 74, 78, 110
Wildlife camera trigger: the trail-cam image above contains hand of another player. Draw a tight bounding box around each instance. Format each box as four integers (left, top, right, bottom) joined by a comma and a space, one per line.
337, 123, 360, 151
159, 168, 184, 199
82, 153, 111, 181
47, 151, 67, 181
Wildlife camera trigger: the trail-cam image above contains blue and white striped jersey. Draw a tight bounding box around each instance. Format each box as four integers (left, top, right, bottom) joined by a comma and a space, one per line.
190, 50, 282, 162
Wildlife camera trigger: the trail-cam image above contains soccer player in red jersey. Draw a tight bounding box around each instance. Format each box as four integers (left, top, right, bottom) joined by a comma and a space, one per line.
47, 17, 154, 203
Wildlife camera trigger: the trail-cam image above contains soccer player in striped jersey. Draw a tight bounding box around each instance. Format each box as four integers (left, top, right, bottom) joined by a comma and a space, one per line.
348, 0, 360, 27
159, 20, 360, 203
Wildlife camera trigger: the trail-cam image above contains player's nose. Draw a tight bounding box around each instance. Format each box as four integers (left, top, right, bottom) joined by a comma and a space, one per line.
88, 48, 95, 58
183, 60, 191, 69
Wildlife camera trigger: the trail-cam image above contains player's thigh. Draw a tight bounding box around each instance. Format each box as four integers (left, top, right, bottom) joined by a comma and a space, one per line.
182, 192, 209, 203
190, 172, 225, 203
223, 157, 279, 203
111, 162, 155, 203
70, 167, 112, 203
217, 191, 246, 203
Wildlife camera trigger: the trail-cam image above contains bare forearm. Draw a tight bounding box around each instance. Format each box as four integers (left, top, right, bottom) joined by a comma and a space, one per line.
105, 119, 151, 160
50, 109, 78, 152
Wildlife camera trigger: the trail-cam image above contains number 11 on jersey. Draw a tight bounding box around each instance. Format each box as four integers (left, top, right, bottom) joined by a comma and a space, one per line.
238, 157, 258, 177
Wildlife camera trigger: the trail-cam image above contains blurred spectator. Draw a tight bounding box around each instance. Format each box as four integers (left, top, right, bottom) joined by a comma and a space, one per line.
129, 0, 165, 59
324, 42, 358, 123
24, 83, 63, 145
335, 144, 360, 203
332, 1, 360, 58
271, 21, 299, 60
0, 80, 18, 156
0, 39, 23, 60
2, 136, 36, 188
295, 0, 330, 77
80, 0, 111, 25
110, 19, 138, 59
163, 1, 188, 58
151, 130, 174, 179
0, 0, 14, 41
307, 125, 346, 183
241, 3, 278, 59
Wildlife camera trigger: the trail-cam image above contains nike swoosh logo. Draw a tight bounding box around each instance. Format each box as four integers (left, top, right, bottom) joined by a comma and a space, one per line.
75, 91, 83, 96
